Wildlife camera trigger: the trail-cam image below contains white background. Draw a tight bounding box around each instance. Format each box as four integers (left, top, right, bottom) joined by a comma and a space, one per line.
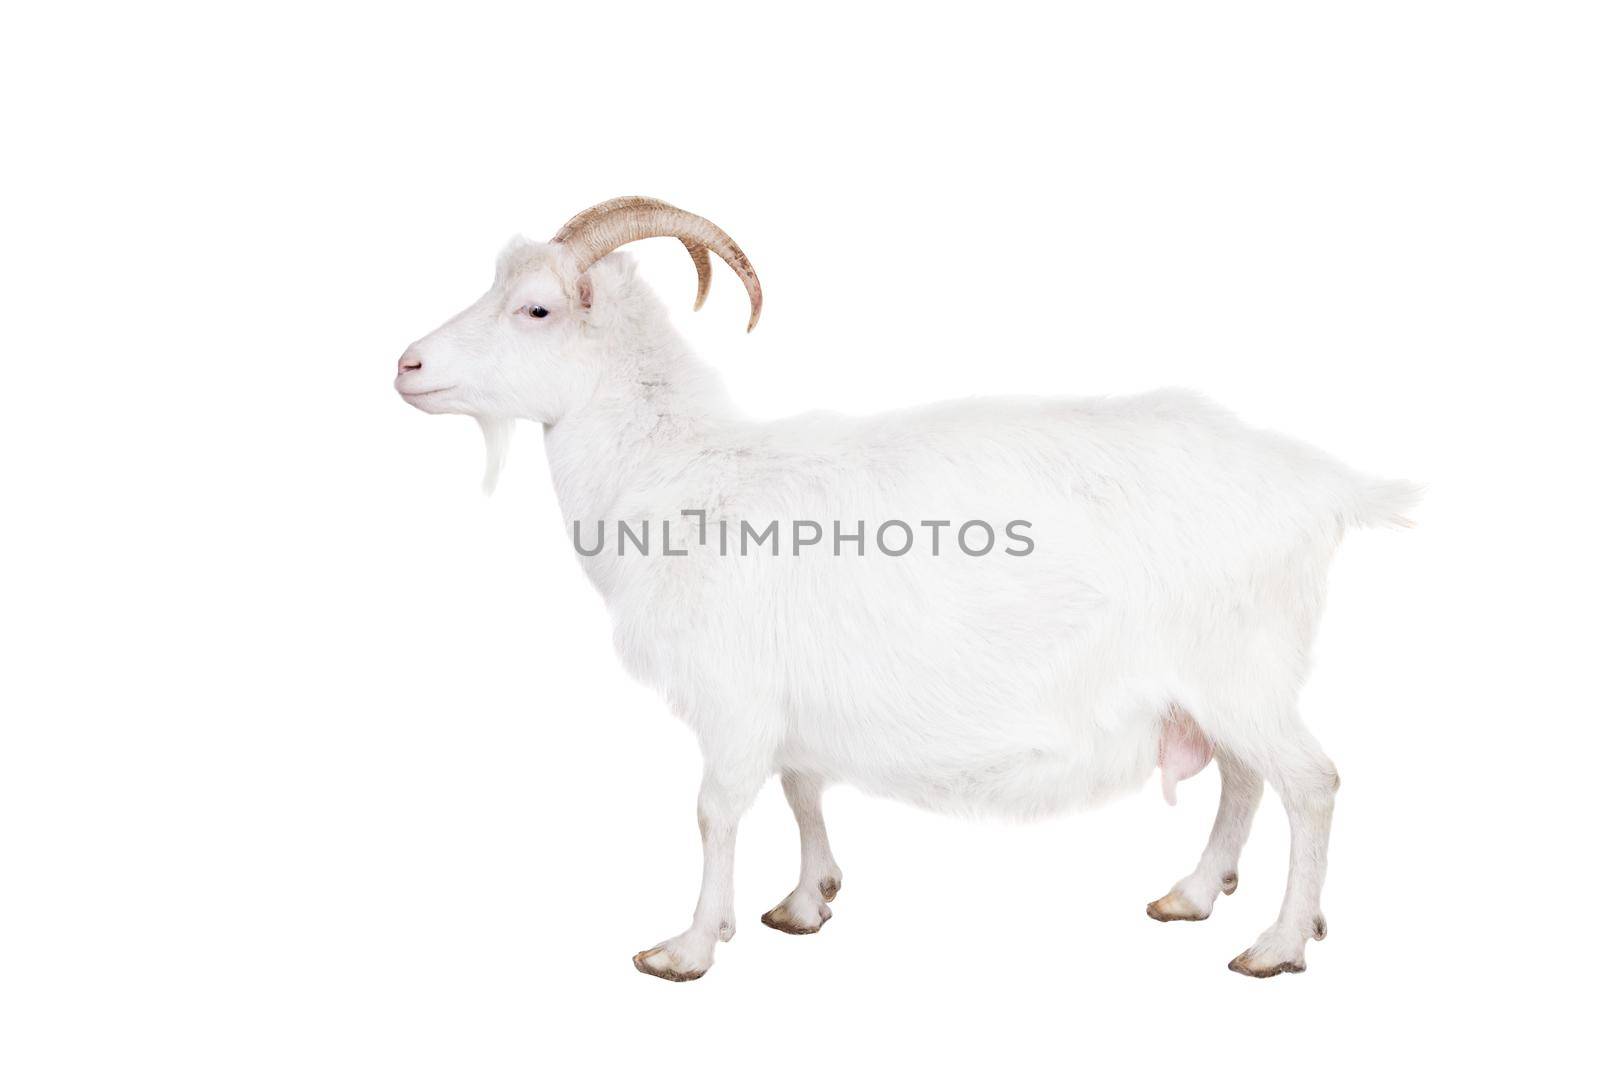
3, 2, 1596, 1063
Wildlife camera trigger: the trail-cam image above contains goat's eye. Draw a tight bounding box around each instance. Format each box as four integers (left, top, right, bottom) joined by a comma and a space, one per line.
524, 305, 549, 319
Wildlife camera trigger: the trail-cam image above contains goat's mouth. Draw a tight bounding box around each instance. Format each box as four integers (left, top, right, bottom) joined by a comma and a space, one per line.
396, 382, 457, 408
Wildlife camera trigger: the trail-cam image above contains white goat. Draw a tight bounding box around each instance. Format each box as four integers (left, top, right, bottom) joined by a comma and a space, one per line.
396, 197, 1418, 981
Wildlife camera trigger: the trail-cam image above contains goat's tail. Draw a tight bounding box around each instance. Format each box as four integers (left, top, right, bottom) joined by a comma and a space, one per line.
1349, 477, 1424, 529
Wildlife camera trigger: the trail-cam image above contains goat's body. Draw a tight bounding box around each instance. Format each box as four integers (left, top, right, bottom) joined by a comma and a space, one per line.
404, 237, 1416, 979
551, 383, 1399, 820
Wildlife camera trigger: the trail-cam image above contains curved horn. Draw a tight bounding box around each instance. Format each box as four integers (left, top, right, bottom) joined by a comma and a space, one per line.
683, 239, 712, 312
551, 197, 712, 311
551, 196, 762, 331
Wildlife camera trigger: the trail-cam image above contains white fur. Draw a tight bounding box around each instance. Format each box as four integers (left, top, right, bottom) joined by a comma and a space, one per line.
396, 234, 1418, 981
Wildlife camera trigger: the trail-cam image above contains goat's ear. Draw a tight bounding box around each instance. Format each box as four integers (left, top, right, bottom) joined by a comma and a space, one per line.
575, 273, 594, 311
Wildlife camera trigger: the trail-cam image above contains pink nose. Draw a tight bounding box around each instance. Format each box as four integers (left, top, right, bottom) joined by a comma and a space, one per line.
398, 349, 423, 375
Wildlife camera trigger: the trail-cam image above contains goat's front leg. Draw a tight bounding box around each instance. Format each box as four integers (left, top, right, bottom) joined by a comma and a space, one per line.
1148, 748, 1263, 921
762, 770, 843, 935
632, 763, 765, 982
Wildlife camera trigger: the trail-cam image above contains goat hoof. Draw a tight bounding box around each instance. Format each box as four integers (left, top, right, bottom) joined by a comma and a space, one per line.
1227, 951, 1307, 978
819, 875, 841, 902
1146, 890, 1209, 922
1220, 872, 1238, 896
762, 900, 832, 935
632, 941, 710, 982
1312, 915, 1328, 941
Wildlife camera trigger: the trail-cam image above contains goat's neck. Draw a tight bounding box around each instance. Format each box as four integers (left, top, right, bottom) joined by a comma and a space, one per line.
542, 330, 731, 525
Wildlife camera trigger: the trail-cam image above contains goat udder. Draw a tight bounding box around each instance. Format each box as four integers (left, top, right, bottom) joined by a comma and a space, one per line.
1158, 710, 1215, 806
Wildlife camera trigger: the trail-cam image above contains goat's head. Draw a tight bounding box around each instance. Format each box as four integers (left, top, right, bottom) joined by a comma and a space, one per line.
395, 197, 761, 429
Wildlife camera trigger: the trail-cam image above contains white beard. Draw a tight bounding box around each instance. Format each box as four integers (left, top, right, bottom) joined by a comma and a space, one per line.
475, 416, 515, 496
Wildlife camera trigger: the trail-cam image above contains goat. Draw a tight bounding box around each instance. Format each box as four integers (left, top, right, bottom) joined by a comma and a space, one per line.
395, 196, 1418, 981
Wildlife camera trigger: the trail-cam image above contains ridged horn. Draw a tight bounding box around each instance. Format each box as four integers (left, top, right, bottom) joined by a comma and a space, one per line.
550, 197, 712, 311
551, 196, 761, 331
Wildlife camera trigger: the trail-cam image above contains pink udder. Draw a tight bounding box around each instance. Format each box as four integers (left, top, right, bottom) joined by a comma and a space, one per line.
1158, 711, 1215, 806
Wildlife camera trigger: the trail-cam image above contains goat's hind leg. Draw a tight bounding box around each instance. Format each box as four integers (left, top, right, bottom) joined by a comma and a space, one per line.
761, 770, 843, 935
1225, 717, 1338, 978
1148, 748, 1264, 922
